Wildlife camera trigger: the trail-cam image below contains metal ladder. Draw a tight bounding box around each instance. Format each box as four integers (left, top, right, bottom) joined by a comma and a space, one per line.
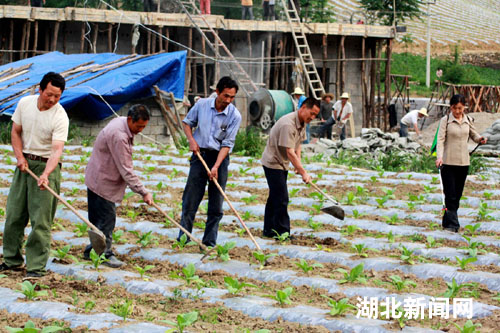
280, 0, 325, 99
176, 0, 258, 97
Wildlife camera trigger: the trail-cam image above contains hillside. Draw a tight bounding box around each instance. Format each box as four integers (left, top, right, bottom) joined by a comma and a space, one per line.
329, 0, 500, 53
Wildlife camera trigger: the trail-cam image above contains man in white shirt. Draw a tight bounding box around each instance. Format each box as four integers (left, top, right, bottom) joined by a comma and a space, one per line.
0, 72, 68, 279
399, 107, 428, 138
318, 92, 353, 141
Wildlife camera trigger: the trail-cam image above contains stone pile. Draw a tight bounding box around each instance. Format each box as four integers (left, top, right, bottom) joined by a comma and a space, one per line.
307, 128, 422, 155
477, 119, 500, 155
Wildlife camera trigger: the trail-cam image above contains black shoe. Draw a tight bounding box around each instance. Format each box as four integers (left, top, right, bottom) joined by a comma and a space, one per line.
443, 227, 459, 233
23, 271, 43, 281
83, 252, 91, 260
0, 262, 23, 272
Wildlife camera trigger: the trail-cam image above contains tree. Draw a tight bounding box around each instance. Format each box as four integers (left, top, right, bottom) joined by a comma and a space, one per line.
359, 0, 423, 26
300, 0, 336, 23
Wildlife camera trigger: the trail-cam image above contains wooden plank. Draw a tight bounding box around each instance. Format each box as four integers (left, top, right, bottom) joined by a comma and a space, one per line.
52, 21, 60, 51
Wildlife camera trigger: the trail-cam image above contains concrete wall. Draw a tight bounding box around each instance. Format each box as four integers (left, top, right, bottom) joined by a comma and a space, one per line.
68, 97, 173, 146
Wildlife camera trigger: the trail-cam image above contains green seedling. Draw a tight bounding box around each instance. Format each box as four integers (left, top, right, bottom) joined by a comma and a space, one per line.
273, 230, 290, 243
462, 282, 481, 299
441, 278, 475, 298
242, 211, 255, 221
134, 265, 155, 280
84, 300, 96, 313
289, 188, 300, 197
310, 202, 323, 214
453, 320, 481, 333
126, 209, 141, 221
492, 293, 500, 304
309, 191, 324, 201
375, 197, 388, 208
168, 168, 180, 180
369, 175, 377, 184
51, 244, 73, 260
193, 221, 205, 229
172, 233, 196, 250
381, 188, 395, 199
112, 230, 125, 244
483, 191, 493, 200
384, 214, 401, 225
343, 192, 358, 205
164, 311, 198, 333
235, 228, 246, 237
456, 256, 477, 270
181, 263, 204, 286
109, 299, 134, 320
408, 193, 425, 203
130, 230, 159, 247
355, 185, 368, 197
73, 223, 88, 237
460, 235, 486, 257
423, 185, 436, 193
214, 241, 236, 262
410, 233, 424, 242
352, 243, 377, 258
324, 297, 357, 317
269, 287, 293, 306
241, 195, 258, 204
388, 275, 416, 291
308, 218, 322, 232
426, 236, 437, 248
314, 244, 332, 252
223, 276, 257, 295
295, 258, 323, 274
464, 223, 481, 237
351, 209, 365, 218
399, 245, 416, 265
64, 187, 79, 196
406, 202, 416, 211
226, 182, 236, 189
17, 280, 48, 300
387, 231, 395, 243
341, 225, 360, 236
238, 166, 251, 176
72, 164, 81, 172
5, 320, 64, 333
336, 263, 367, 284
252, 251, 277, 269
122, 192, 135, 206
428, 222, 440, 230
311, 152, 324, 162
89, 249, 108, 270
477, 201, 493, 220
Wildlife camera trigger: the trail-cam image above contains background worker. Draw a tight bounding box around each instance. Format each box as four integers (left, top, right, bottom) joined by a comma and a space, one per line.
200, 0, 211, 14
178, 77, 242, 248
399, 107, 428, 138
261, 97, 320, 239
317, 92, 334, 139
332, 92, 353, 141
84, 105, 153, 268
317, 92, 352, 141
241, 0, 254, 20
1, 72, 68, 279
436, 94, 487, 232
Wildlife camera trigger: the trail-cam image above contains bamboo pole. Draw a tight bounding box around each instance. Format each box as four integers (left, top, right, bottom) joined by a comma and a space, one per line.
202, 37, 207, 97
24, 21, 31, 60
9, 20, 13, 62
340, 36, 346, 95
265, 33, 272, 88
62, 22, 67, 54
361, 37, 366, 127
80, 22, 85, 53
165, 27, 169, 52
32, 20, 38, 57
107, 23, 113, 52
384, 38, 392, 131
157, 26, 163, 52
20, 21, 27, 60
90, 23, 97, 53
376, 41, 381, 129
185, 27, 192, 96
52, 21, 60, 52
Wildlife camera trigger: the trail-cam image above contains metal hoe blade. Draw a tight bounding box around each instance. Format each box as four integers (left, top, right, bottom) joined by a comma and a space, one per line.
88, 229, 107, 255
321, 204, 345, 220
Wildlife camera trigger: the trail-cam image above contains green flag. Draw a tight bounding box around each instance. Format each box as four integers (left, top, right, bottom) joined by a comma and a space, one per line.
430, 122, 440, 155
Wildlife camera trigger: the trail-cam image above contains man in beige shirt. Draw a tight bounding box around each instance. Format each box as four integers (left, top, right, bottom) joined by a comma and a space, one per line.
261, 97, 320, 238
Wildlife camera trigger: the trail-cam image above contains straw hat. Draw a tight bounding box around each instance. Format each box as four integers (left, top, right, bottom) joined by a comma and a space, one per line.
340, 92, 349, 99
322, 92, 334, 100
418, 107, 428, 117
293, 87, 305, 95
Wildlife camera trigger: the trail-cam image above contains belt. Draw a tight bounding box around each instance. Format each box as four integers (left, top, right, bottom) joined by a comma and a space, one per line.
199, 148, 218, 153
24, 153, 49, 163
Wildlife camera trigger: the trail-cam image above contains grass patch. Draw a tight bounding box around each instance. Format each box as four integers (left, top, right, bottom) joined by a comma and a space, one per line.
233, 126, 267, 158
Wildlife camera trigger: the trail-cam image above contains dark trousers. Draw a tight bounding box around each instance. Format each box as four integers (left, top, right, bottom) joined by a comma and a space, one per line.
263, 166, 290, 237
441, 164, 469, 229
318, 117, 335, 140
178, 150, 229, 247
399, 122, 409, 137
84, 188, 116, 258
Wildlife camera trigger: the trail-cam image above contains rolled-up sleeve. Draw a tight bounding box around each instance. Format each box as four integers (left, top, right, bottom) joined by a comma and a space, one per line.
221, 111, 242, 152
183, 103, 199, 128
108, 133, 147, 197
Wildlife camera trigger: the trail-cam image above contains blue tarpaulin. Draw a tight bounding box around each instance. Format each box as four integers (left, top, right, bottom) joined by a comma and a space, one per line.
0, 51, 186, 120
